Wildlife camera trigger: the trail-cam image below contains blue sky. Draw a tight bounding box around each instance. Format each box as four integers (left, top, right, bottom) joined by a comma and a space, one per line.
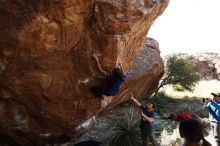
148, 0, 220, 56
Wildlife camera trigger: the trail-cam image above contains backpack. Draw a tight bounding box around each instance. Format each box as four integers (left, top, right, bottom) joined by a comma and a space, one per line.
174, 112, 192, 122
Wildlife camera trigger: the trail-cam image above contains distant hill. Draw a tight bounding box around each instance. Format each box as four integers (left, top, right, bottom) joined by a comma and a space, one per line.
164, 52, 220, 80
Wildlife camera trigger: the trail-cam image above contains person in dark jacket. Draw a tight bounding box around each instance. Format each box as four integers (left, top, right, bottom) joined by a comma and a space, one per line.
91, 54, 126, 98
130, 93, 160, 146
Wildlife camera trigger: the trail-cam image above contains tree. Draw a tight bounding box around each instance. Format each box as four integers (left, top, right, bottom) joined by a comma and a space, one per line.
154, 55, 200, 97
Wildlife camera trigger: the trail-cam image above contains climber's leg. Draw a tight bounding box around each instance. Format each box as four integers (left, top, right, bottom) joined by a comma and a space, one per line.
90, 86, 104, 99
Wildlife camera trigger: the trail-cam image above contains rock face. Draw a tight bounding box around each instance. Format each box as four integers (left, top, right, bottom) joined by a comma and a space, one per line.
0, 0, 168, 145
165, 53, 220, 80
193, 53, 220, 80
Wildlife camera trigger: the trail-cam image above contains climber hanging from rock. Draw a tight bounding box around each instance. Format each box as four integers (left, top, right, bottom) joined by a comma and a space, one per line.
90, 54, 126, 99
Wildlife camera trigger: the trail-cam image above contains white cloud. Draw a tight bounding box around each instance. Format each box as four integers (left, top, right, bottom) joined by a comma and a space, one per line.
148, 0, 220, 56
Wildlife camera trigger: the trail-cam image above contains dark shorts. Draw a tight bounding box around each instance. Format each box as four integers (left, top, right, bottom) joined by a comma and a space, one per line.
90, 86, 112, 97
90, 86, 104, 97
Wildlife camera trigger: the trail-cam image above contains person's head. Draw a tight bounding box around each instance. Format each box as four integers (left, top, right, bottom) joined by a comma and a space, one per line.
179, 119, 211, 146
146, 102, 156, 111
211, 93, 220, 101
111, 67, 123, 80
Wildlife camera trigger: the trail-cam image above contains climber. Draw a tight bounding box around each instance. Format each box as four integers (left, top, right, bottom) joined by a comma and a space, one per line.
90, 54, 126, 99
162, 111, 192, 122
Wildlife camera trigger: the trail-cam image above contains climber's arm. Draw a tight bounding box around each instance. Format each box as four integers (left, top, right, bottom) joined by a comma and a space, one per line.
141, 112, 154, 122
119, 62, 123, 72
93, 54, 108, 76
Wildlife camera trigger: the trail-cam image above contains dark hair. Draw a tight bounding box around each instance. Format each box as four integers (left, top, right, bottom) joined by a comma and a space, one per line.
105, 68, 123, 88
146, 102, 156, 112
151, 103, 156, 109
111, 68, 123, 80
179, 119, 211, 146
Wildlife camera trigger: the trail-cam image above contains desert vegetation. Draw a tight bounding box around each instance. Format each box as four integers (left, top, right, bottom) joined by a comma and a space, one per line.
74, 53, 220, 146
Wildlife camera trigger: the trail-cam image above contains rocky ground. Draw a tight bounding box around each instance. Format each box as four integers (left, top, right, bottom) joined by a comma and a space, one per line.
66, 97, 210, 146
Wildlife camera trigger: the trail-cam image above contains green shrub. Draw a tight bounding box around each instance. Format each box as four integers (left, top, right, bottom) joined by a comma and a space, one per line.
155, 91, 167, 99
107, 108, 142, 146
171, 138, 182, 146
154, 55, 200, 97
173, 85, 186, 92
163, 121, 179, 133
147, 92, 175, 112
192, 107, 208, 118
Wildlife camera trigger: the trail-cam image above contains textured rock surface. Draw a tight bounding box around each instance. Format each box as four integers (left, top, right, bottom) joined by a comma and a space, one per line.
193, 53, 220, 80
0, 0, 168, 145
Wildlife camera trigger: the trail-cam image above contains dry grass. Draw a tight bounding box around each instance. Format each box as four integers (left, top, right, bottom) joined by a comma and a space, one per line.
160, 80, 220, 99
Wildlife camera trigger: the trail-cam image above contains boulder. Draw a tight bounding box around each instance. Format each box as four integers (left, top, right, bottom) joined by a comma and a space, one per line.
0, 0, 168, 145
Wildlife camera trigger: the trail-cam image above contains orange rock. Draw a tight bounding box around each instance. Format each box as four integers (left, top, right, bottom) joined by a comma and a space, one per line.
0, 0, 168, 145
